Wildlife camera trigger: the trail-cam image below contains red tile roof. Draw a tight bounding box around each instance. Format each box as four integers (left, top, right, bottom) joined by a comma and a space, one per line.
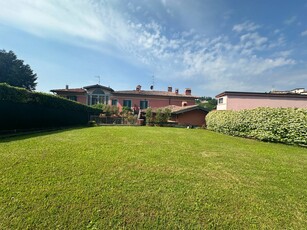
113, 90, 198, 98
50, 85, 198, 99
145, 105, 209, 114
50, 88, 86, 93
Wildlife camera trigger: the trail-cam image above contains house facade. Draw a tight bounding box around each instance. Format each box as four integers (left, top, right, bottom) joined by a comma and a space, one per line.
50, 84, 114, 106
145, 105, 209, 127
216, 89, 307, 111
111, 85, 198, 111
169, 105, 209, 127
51, 84, 198, 111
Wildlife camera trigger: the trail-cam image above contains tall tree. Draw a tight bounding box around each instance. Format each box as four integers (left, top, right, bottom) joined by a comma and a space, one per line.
0, 50, 37, 91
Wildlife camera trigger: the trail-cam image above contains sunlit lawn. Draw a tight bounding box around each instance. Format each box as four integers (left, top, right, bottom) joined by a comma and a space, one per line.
0, 126, 306, 229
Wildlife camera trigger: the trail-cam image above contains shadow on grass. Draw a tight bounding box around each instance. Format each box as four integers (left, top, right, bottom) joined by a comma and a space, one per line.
0, 126, 91, 143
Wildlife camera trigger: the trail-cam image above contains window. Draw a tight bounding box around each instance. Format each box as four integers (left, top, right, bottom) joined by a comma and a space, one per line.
218, 98, 224, 104
112, 99, 118, 106
123, 100, 132, 108
140, 100, 148, 109
87, 89, 110, 106
92, 89, 105, 94
91, 95, 99, 105
98, 95, 104, 104
67, 96, 77, 101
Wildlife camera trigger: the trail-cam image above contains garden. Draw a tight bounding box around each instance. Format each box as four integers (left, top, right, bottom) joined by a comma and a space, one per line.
0, 126, 306, 229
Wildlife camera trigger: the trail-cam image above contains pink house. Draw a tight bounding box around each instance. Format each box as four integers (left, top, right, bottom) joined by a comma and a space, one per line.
111, 85, 198, 111
50, 84, 114, 105
216, 89, 307, 111
51, 84, 198, 111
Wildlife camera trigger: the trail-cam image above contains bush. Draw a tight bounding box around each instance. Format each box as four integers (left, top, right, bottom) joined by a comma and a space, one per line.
0, 83, 101, 130
0, 83, 101, 113
206, 107, 307, 146
151, 108, 171, 126
92, 104, 119, 116
88, 120, 97, 127
145, 108, 153, 125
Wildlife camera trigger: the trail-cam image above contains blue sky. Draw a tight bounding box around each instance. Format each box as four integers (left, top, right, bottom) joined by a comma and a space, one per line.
0, 0, 306, 97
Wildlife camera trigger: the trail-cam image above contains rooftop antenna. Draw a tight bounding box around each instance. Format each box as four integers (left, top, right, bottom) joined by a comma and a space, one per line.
150, 75, 155, 90
95, 76, 101, 85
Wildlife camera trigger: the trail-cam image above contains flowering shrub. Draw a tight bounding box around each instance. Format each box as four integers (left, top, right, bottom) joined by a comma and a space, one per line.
206, 107, 307, 146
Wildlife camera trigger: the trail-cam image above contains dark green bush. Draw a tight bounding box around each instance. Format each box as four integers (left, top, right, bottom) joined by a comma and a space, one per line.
0, 83, 101, 130
88, 120, 97, 127
206, 107, 307, 146
0, 83, 100, 113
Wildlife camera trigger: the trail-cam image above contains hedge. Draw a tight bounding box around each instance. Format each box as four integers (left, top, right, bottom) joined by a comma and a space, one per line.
0, 83, 101, 131
0, 83, 100, 113
206, 107, 307, 146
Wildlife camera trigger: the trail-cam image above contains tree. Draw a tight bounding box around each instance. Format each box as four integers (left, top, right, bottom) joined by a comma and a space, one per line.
145, 107, 153, 125
91, 104, 119, 116
155, 108, 171, 125
196, 96, 217, 111
0, 50, 37, 91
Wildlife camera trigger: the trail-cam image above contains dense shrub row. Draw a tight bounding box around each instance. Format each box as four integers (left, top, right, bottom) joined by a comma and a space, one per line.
0, 83, 100, 113
0, 83, 101, 131
206, 107, 307, 146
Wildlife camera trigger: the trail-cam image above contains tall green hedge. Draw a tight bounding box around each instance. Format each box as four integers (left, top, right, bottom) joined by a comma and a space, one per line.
0, 83, 101, 131
206, 107, 307, 146
0, 83, 100, 113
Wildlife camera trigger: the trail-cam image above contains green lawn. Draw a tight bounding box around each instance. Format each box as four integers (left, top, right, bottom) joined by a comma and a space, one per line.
0, 126, 306, 229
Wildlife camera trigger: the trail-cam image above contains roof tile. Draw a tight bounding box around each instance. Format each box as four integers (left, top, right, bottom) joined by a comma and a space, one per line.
50, 88, 86, 93
113, 90, 198, 98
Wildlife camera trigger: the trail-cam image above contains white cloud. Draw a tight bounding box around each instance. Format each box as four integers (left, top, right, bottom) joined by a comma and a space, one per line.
0, 0, 109, 41
233, 21, 260, 33
123, 20, 294, 82
125, 19, 296, 94
273, 50, 293, 58
0, 1, 299, 94
301, 30, 307, 36
284, 16, 297, 25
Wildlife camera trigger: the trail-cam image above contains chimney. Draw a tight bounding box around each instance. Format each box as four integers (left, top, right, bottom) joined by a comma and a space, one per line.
185, 88, 191, 95
175, 88, 179, 95
168, 86, 172, 92
66, 85, 69, 90
136, 85, 141, 91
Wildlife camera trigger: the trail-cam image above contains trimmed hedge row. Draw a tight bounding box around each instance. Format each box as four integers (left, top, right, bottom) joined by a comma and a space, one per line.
0, 83, 101, 131
0, 83, 99, 113
206, 107, 307, 146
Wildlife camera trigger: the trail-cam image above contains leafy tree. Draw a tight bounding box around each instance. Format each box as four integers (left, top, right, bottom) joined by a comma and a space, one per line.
155, 108, 171, 124
91, 103, 119, 116
145, 107, 153, 124
196, 96, 217, 111
0, 50, 37, 91
162, 108, 171, 122
155, 109, 164, 124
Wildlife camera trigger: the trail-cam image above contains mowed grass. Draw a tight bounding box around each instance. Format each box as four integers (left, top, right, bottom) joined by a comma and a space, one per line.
0, 127, 306, 229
